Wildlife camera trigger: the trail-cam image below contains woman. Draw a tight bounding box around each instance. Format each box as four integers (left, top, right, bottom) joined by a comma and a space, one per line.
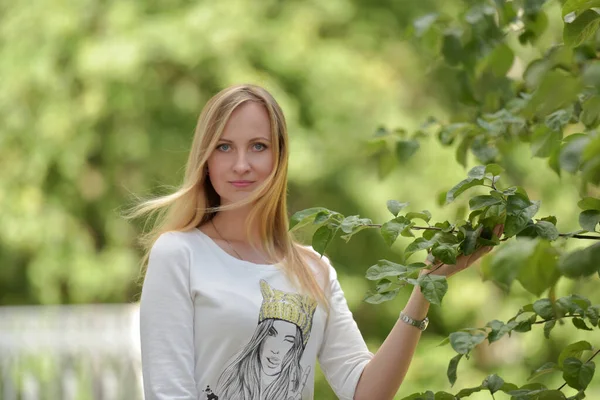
215, 280, 316, 400
132, 84, 503, 400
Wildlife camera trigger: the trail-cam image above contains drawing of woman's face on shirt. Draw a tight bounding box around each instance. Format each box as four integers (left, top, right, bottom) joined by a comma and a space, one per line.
261, 320, 298, 376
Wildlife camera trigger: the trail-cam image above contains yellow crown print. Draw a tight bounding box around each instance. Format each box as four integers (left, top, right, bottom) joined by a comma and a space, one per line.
258, 280, 318, 348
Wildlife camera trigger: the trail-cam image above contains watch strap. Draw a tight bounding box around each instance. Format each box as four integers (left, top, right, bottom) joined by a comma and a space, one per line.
399, 311, 429, 331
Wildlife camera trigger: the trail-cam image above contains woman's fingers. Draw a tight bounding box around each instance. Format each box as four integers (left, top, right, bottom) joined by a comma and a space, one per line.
494, 223, 505, 237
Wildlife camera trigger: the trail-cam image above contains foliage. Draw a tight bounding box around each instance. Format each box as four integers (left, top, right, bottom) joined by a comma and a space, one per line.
291, 0, 600, 397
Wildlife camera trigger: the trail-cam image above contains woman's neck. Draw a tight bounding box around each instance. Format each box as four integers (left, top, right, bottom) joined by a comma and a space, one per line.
210, 206, 259, 243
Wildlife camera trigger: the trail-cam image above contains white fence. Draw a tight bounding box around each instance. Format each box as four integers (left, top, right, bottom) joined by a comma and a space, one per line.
0, 304, 143, 400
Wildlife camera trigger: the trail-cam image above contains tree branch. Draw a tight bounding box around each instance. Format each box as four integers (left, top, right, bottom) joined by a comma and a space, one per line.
557, 348, 600, 391
365, 224, 600, 240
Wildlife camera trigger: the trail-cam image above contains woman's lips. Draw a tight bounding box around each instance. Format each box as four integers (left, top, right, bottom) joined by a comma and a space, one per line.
230, 181, 254, 188
266, 356, 281, 367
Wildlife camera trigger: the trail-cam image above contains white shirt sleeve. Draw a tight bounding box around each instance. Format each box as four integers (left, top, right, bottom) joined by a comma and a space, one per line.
139, 232, 198, 400
317, 259, 374, 400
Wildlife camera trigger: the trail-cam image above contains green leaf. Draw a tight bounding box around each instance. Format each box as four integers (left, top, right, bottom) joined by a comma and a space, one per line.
396, 140, 420, 162
537, 390, 567, 399
432, 243, 459, 265
564, 9, 600, 47
469, 195, 503, 211
456, 136, 473, 168
471, 135, 499, 164
381, 216, 412, 247
375, 279, 393, 293
558, 341, 592, 367
505, 194, 541, 237
455, 385, 484, 398
366, 260, 409, 280
405, 237, 436, 257
400, 392, 432, 400
486, 319, 518, 343
557, 295, 591, 315
562, 0, 600, 17
417, 274, 448, 305
544, 320, 556, 339
563, 358, 595, 390
447, 353, 463, 386
442, 32, 465, 66
485, 163, 504, 176
578, 196, 600, 210
572, 317, 593, 330
449, 331, 486, 355
446, 178, 485, 204
481, 43, 515, 77
339, 216, 373, 242
586, 305, 599, 326
566, 389, 586, 399
580, 95, 600, 127
481, 238, 539, 291
482, 374, 504, 394
546, 108, 573, 132
560, 134, 591, 173
289, 207, 331, 230
312, 225, 335, 256
377, 149, 397, 179
405, 210, 432, 223
434, 392, 455, 400
558, 243, 600, 278
579, 209, 600, 231
339, 215, 372, 234
512, 313, 537, 333
364, 288, 401, 304
528, 362, 559, 381
534, 221, 560, 240
533, 298, 554, 319
517, 240, 560, 296
462, 224, 483, 256
549, 145, 562, 177
531, 126, 562, 158
387, 200, 410, 216
524, 70, 581, 118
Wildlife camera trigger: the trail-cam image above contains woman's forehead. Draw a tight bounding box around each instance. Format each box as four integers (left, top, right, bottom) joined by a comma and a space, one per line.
221, 102, 271, 140
272, 319, 297, 333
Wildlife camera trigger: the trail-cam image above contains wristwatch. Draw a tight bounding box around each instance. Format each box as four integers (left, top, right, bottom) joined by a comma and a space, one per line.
399, 311, 429, 331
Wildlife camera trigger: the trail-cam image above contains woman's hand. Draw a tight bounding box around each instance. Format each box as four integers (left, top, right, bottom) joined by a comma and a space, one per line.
422, 224, 504, 279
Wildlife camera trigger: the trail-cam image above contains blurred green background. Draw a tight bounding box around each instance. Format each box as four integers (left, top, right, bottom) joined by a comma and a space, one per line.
1, 0, 598, 399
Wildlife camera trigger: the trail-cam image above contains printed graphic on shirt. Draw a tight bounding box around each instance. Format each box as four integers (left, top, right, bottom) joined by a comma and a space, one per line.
207, 279, 318, 400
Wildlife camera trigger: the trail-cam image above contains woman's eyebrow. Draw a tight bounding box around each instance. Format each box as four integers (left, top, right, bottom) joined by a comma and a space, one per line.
218, 137, 271, 143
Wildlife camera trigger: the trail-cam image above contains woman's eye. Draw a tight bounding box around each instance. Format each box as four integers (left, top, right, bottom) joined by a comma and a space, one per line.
217, 144, 230, 151
253, 143, 267, 151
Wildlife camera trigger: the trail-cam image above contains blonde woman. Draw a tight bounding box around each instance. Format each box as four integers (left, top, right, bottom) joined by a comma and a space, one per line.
133, 84, 503, 400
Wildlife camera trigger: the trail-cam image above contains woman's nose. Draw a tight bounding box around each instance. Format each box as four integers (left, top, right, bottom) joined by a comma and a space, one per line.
233, 152, 251, 174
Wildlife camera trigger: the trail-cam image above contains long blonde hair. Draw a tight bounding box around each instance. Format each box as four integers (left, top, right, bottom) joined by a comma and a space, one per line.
127, 84, 329, 307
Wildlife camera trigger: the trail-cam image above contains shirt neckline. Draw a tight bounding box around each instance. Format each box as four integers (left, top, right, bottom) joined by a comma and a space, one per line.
194, 228, 281, 270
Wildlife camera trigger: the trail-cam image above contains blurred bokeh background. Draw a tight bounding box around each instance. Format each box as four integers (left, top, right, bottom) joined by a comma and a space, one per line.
1, 0, 598, 399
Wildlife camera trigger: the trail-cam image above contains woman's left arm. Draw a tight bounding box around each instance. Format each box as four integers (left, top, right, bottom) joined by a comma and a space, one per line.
353, 224, 504, 400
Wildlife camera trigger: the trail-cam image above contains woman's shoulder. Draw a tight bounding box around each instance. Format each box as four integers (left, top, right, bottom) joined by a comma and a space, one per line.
150, 229, 200, 258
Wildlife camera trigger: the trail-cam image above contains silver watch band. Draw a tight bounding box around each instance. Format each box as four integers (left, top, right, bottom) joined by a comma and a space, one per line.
399, 311, 429, 331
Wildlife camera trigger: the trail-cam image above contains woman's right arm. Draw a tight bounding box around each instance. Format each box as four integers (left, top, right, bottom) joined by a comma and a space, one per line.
139, 232, 198, 400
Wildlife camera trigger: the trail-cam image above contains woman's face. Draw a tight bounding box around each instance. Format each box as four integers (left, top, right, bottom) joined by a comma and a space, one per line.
260, 320, 298, 376
207, 101, 275, 206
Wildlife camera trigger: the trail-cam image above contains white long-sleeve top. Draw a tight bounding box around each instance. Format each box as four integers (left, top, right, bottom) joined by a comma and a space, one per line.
139, 229, 374, 400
